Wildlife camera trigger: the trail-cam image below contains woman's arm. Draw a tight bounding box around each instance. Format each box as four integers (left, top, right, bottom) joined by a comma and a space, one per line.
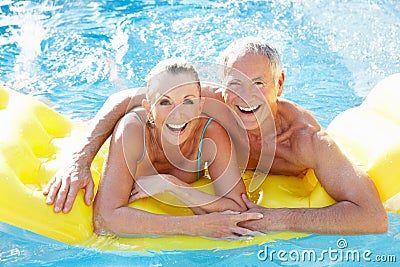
203, 120, 248, 211
129, 120, 247, 214
130, 173, 245, 214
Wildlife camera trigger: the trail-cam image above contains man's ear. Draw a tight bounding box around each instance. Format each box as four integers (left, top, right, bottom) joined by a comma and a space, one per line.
277, 71, 285, 97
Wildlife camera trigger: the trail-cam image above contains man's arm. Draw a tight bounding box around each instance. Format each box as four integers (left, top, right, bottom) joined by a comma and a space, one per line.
240, 106, 388, 234
43, 85, 221, 213
43, 87, 146, 213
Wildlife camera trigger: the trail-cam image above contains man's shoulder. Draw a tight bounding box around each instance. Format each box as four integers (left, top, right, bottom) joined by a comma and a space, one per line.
277, 98, 307, 111
201, 85, 223, 101
277, 98, 309, 118
277, 98, 320, 128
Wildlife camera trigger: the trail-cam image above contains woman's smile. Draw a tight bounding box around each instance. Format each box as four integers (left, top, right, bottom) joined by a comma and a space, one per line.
165, 122, 188, 134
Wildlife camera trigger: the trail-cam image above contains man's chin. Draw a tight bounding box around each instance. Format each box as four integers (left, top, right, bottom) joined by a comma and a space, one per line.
237, 118, 260, 131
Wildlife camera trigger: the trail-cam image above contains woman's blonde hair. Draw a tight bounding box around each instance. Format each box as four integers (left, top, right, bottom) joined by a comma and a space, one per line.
146, 58, 201, 103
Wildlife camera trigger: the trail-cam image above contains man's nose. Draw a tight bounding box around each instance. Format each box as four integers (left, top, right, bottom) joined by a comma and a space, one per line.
236, 84, 254, 101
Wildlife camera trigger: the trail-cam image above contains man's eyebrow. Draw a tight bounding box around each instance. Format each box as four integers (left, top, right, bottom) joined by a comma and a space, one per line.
225, 77, 242, 82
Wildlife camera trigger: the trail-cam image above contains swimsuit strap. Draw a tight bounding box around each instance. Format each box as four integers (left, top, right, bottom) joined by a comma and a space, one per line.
197, 117, 213, 180
128, 111, 146, 163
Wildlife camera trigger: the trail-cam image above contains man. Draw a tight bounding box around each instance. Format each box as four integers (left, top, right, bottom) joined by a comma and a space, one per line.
44, 37, 387, 234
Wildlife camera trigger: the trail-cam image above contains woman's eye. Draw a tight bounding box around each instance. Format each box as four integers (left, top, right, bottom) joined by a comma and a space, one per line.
228, 81, 241, 86
159, 100, 170, 105
183, 99, 194, 104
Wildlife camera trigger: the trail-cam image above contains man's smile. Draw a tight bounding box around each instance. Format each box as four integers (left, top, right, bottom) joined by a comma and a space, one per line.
236, 104, 261, 113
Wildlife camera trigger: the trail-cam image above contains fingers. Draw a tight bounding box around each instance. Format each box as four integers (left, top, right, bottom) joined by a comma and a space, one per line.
61, 183, 81, 213
221, 210, 241, 215
231, 226, 263, 237
53, 181, 70, 213
42, 176, 56, 195
276, 126, 295, 143
128, 189, 147, 203
241, 194, 258, 209
128, 195, 138, 203
84, 179, 95, 206
45, 177, 62, 206
233, 212, 263, 224
128, 193, 145, 203
228, 212, 264, 238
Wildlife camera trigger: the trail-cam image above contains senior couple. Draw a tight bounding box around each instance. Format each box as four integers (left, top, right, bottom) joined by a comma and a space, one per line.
43, 37, 387, 238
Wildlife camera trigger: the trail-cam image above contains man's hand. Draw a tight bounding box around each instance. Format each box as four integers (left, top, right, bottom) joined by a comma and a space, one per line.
43, 161, 94, 213
238, 194, 271, 232
193, 210, 264, 239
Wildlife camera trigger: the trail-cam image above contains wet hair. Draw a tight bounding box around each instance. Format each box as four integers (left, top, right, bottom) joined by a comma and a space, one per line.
146, 58, 201, 103
221, 36, 283, 85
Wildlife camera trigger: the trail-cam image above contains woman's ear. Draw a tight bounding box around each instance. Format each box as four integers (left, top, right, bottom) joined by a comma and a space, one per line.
142, 99, 155, 124
199, 96, 205, 115
142, 99, 150, 112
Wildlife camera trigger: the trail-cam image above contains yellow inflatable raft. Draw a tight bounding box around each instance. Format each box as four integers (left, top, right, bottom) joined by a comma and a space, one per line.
0, 73, 399, 251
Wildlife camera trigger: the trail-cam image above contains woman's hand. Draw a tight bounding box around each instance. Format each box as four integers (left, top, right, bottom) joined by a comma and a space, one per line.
129, 174, 176, 202
192, 210, 264, 238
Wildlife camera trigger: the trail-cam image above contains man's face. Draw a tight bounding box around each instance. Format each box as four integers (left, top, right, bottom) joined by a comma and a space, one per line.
222, 52, 281, 131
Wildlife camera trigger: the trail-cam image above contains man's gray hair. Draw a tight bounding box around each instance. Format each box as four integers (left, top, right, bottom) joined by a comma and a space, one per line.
221, 36, 283, 85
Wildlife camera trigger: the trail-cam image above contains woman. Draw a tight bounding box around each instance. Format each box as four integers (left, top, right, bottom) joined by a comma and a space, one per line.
93, 58, 262, 238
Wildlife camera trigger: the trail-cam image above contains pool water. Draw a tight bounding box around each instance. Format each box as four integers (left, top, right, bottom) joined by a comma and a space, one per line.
0, 0, 399, 266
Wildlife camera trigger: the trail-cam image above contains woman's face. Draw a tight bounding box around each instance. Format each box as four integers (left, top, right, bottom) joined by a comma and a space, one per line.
147, 72, 202, 145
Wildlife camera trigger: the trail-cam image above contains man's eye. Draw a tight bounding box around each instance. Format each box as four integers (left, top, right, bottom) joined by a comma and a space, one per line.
159, 100, 170, 105
253, 81, 265, 88
183, 99, 194, 104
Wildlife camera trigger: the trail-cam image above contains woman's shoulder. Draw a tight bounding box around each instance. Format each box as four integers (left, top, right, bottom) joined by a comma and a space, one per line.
127, 107, 147, 122
111, 107, 147, 162
114, 107, 147, 137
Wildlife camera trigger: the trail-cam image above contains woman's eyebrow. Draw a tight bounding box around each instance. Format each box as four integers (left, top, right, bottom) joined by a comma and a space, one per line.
183, 94, 197, 98
160, 95, 171, 100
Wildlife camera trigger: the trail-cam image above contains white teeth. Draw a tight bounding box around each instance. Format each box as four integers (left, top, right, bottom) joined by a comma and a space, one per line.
238, 105, 260, 112
167, 123, 186, 129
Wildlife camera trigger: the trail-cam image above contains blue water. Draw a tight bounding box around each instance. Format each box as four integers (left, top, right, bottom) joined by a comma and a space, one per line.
1, 213, 400, 266
1, 0, 400, 266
